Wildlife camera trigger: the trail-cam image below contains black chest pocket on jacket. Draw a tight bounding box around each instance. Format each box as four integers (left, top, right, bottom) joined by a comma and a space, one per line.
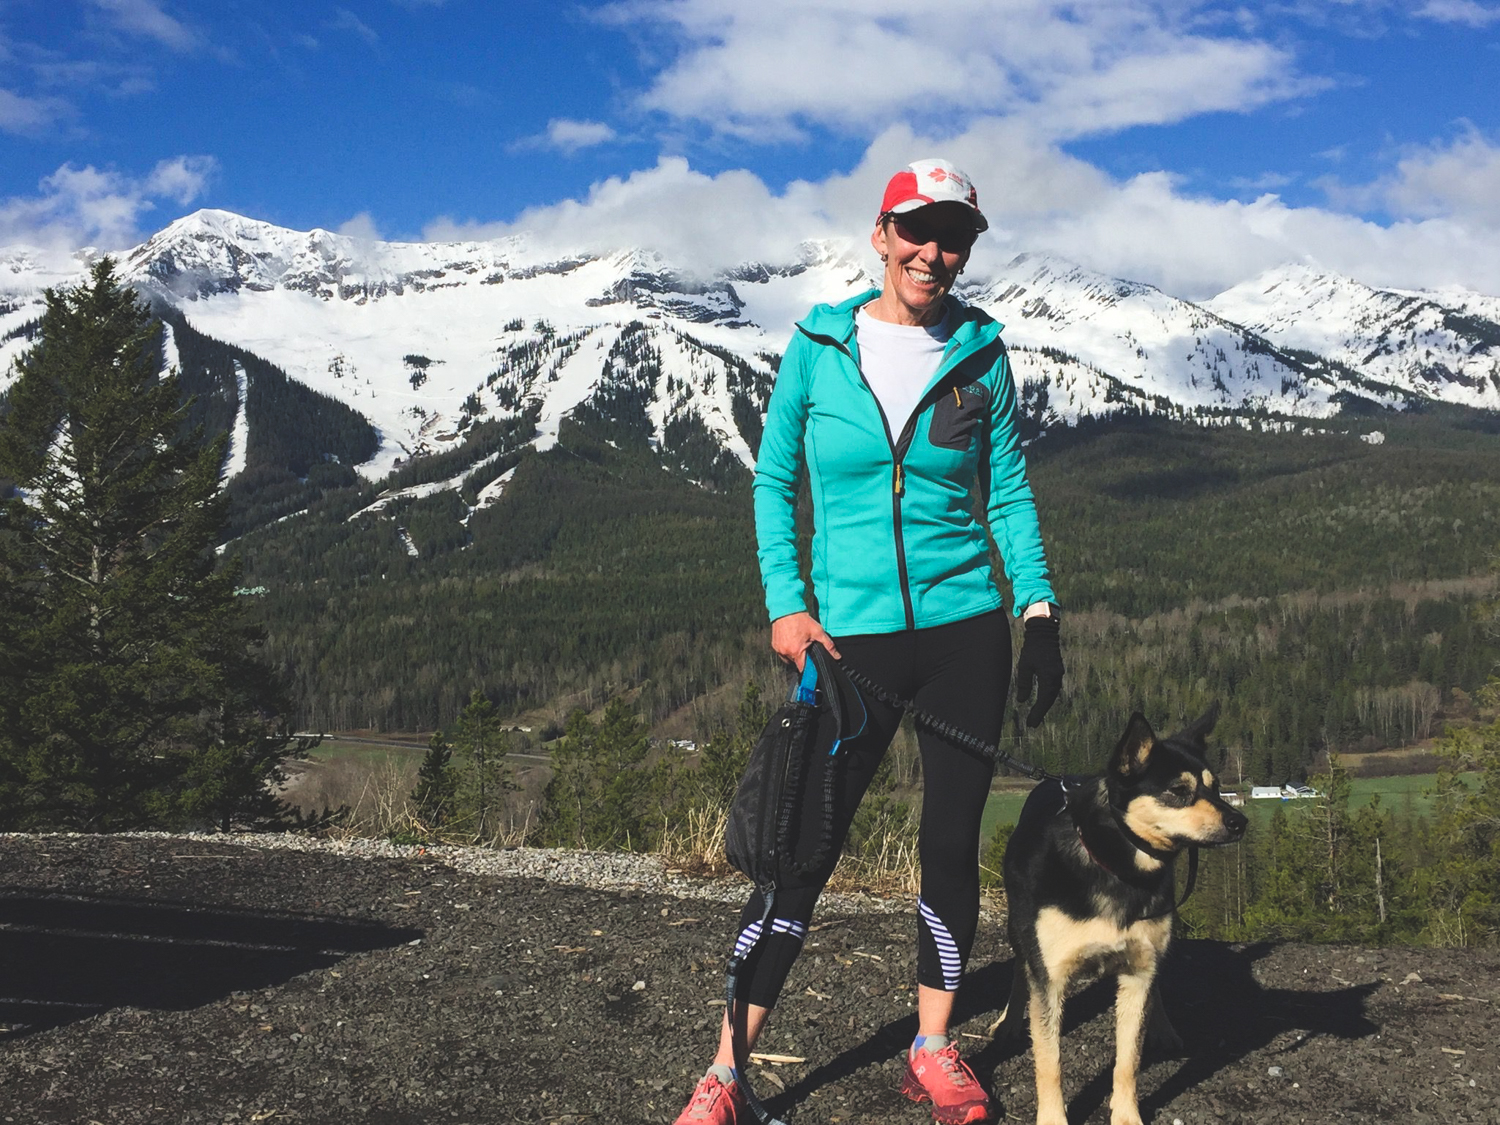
928, 385, 988, 450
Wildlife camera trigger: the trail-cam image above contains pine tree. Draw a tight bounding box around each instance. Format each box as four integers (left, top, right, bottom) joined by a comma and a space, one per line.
1424, 690, 1500, 945
538, 697, 658, 850
412, 730, 458, 828
0, 259, 294, 830
449, 689, 512, 839
691, 681, 767, 809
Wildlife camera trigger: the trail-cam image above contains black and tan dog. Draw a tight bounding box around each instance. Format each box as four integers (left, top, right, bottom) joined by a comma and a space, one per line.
992, 705, 1247, 1125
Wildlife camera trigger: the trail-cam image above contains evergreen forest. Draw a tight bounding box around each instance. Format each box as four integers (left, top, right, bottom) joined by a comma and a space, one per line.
224, 402, 1500, 788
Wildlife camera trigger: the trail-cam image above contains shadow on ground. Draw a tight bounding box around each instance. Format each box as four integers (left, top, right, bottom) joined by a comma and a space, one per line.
766, 940, 1380, 1121
0, 887, 423, 1038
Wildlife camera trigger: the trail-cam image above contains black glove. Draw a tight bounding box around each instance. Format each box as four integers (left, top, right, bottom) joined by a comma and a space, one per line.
1015, 615, 1064, 728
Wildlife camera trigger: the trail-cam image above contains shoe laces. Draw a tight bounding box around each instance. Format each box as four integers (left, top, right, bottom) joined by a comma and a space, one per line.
687, 1075, 730, 1118
931, 1044, 973, 1088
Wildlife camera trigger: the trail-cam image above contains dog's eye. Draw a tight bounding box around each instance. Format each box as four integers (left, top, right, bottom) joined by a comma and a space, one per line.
1169, 784, 1193, 801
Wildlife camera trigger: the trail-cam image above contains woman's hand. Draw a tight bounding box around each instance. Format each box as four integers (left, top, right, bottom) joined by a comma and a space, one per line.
770, 612, 842, 672
1014, 614, 1064, 727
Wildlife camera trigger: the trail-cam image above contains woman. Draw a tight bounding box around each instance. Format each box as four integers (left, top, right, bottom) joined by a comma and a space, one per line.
674, 158, 1064, 1125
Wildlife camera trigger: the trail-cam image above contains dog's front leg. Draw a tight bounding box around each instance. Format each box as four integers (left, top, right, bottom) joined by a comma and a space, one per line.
1026, 965, 1068, 1125
1109, 967, 1155, 1125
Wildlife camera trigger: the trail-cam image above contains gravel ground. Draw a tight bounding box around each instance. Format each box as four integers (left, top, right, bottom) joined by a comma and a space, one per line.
0, 833, 1496, 1124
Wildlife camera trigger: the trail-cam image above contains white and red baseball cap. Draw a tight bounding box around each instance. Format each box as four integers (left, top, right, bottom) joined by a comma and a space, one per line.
878, 158, 988, 232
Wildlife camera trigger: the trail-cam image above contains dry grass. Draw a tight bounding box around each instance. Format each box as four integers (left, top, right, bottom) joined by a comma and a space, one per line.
282, 753, 532, 846
656, 800, 923, 898
658, 805, 735, 877
827, 832, 921, 898
286, 753, 926, 895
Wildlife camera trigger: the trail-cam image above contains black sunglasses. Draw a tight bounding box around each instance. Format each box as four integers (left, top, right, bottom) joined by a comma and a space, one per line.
884, 212, 979, 253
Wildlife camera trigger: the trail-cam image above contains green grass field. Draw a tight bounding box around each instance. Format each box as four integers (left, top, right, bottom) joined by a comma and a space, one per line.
978, 771, 1478, 846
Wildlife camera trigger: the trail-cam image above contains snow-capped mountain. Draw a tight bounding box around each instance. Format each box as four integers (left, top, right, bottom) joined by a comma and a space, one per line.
1207, 263, 1500, 410
965, 253, 1407, 420
3, 210, 1495, 504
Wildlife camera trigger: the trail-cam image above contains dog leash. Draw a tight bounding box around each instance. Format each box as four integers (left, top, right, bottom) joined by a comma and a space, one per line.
839, 658, 1202, 911
836, 659, 1061, 782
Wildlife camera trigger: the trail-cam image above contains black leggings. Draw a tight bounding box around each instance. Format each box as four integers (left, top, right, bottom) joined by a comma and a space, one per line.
733, 610, 1011, 1008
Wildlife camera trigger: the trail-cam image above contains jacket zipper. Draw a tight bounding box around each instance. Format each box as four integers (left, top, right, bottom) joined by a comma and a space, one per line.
806, 325, 985, 633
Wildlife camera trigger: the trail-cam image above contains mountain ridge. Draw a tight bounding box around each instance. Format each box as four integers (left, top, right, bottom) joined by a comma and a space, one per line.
3, 209, 1498, 517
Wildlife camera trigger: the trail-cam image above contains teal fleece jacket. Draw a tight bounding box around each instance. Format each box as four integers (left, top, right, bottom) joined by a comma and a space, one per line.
753, 290, 1057, 636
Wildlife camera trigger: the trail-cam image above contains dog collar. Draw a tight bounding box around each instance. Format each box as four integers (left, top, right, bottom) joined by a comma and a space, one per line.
1107, 799, 1177, 864
1073, 823, 1129, 883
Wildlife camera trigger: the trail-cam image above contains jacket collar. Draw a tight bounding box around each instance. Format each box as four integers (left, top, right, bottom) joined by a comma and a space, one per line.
795, 288, 1004, 355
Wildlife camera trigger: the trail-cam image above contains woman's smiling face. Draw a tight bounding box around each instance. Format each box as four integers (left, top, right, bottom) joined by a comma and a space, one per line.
869, 203, 976, 327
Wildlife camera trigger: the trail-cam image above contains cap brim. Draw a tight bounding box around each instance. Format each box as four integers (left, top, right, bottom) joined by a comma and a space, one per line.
885, 198, 988, 234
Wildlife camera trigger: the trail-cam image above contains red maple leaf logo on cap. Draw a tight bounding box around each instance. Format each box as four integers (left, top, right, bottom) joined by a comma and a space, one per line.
928, 168, 949, 182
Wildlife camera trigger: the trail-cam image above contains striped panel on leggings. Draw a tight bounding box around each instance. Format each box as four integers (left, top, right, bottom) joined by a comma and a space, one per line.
918, 897, 963, 991
732, 917, 807, 959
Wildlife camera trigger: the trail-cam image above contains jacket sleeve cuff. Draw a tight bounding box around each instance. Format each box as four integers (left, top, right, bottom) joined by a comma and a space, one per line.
1011, 582, 1058, 616
765, 585, 810, 623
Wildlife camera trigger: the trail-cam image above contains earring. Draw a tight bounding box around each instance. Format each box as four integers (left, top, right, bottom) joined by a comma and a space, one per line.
879, 253, 888, 263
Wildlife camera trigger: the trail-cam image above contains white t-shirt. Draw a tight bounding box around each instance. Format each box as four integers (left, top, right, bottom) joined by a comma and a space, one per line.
855, 308, 951, 437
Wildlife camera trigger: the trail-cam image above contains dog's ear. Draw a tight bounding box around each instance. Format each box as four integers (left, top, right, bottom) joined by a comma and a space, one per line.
1170, 701, 1221, 759
1111, 712, 1156, 781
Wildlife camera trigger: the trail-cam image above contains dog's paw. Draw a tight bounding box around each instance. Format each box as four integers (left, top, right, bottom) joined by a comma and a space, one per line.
1108, 1107, 1145, 1125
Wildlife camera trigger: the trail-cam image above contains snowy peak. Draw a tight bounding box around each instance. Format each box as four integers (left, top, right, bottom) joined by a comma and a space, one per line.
120, 212, 768, 328
123, 209, 531, 301
980, 251, 1160, 321
5, 207, 1499, 516
1208, 264, 1500, 408
964, 251, 1388, 417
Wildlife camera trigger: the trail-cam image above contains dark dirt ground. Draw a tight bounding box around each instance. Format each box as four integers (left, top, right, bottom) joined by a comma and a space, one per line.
1, 835, 1497, 1125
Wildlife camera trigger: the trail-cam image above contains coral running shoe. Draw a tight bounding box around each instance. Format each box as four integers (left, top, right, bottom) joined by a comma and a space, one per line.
673, 1071, 747, 1125
900, 1042, 993, 1124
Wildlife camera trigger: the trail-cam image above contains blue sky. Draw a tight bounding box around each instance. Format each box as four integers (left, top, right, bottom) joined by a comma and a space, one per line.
2, 0, 1499, 296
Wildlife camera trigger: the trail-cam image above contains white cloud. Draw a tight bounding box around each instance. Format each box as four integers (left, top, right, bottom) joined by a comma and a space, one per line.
0, 156, 219, 252
0, 87, 71, 135
424, 156, 837, 272
1322, 128, 1500, 230
1012, 172, 1500, 298
144, 155, 216, 205
1416, 0, 1500, 26
547, 119, 618, 153
513, 118, 619, 154
337, 211, 384, 241
603, 0, 1321, 141
88, 0, 198, 52
420, 118, 1500, 299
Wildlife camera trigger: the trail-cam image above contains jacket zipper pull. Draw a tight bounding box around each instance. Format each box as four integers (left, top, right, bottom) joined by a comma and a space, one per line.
893, 463, 905, 496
